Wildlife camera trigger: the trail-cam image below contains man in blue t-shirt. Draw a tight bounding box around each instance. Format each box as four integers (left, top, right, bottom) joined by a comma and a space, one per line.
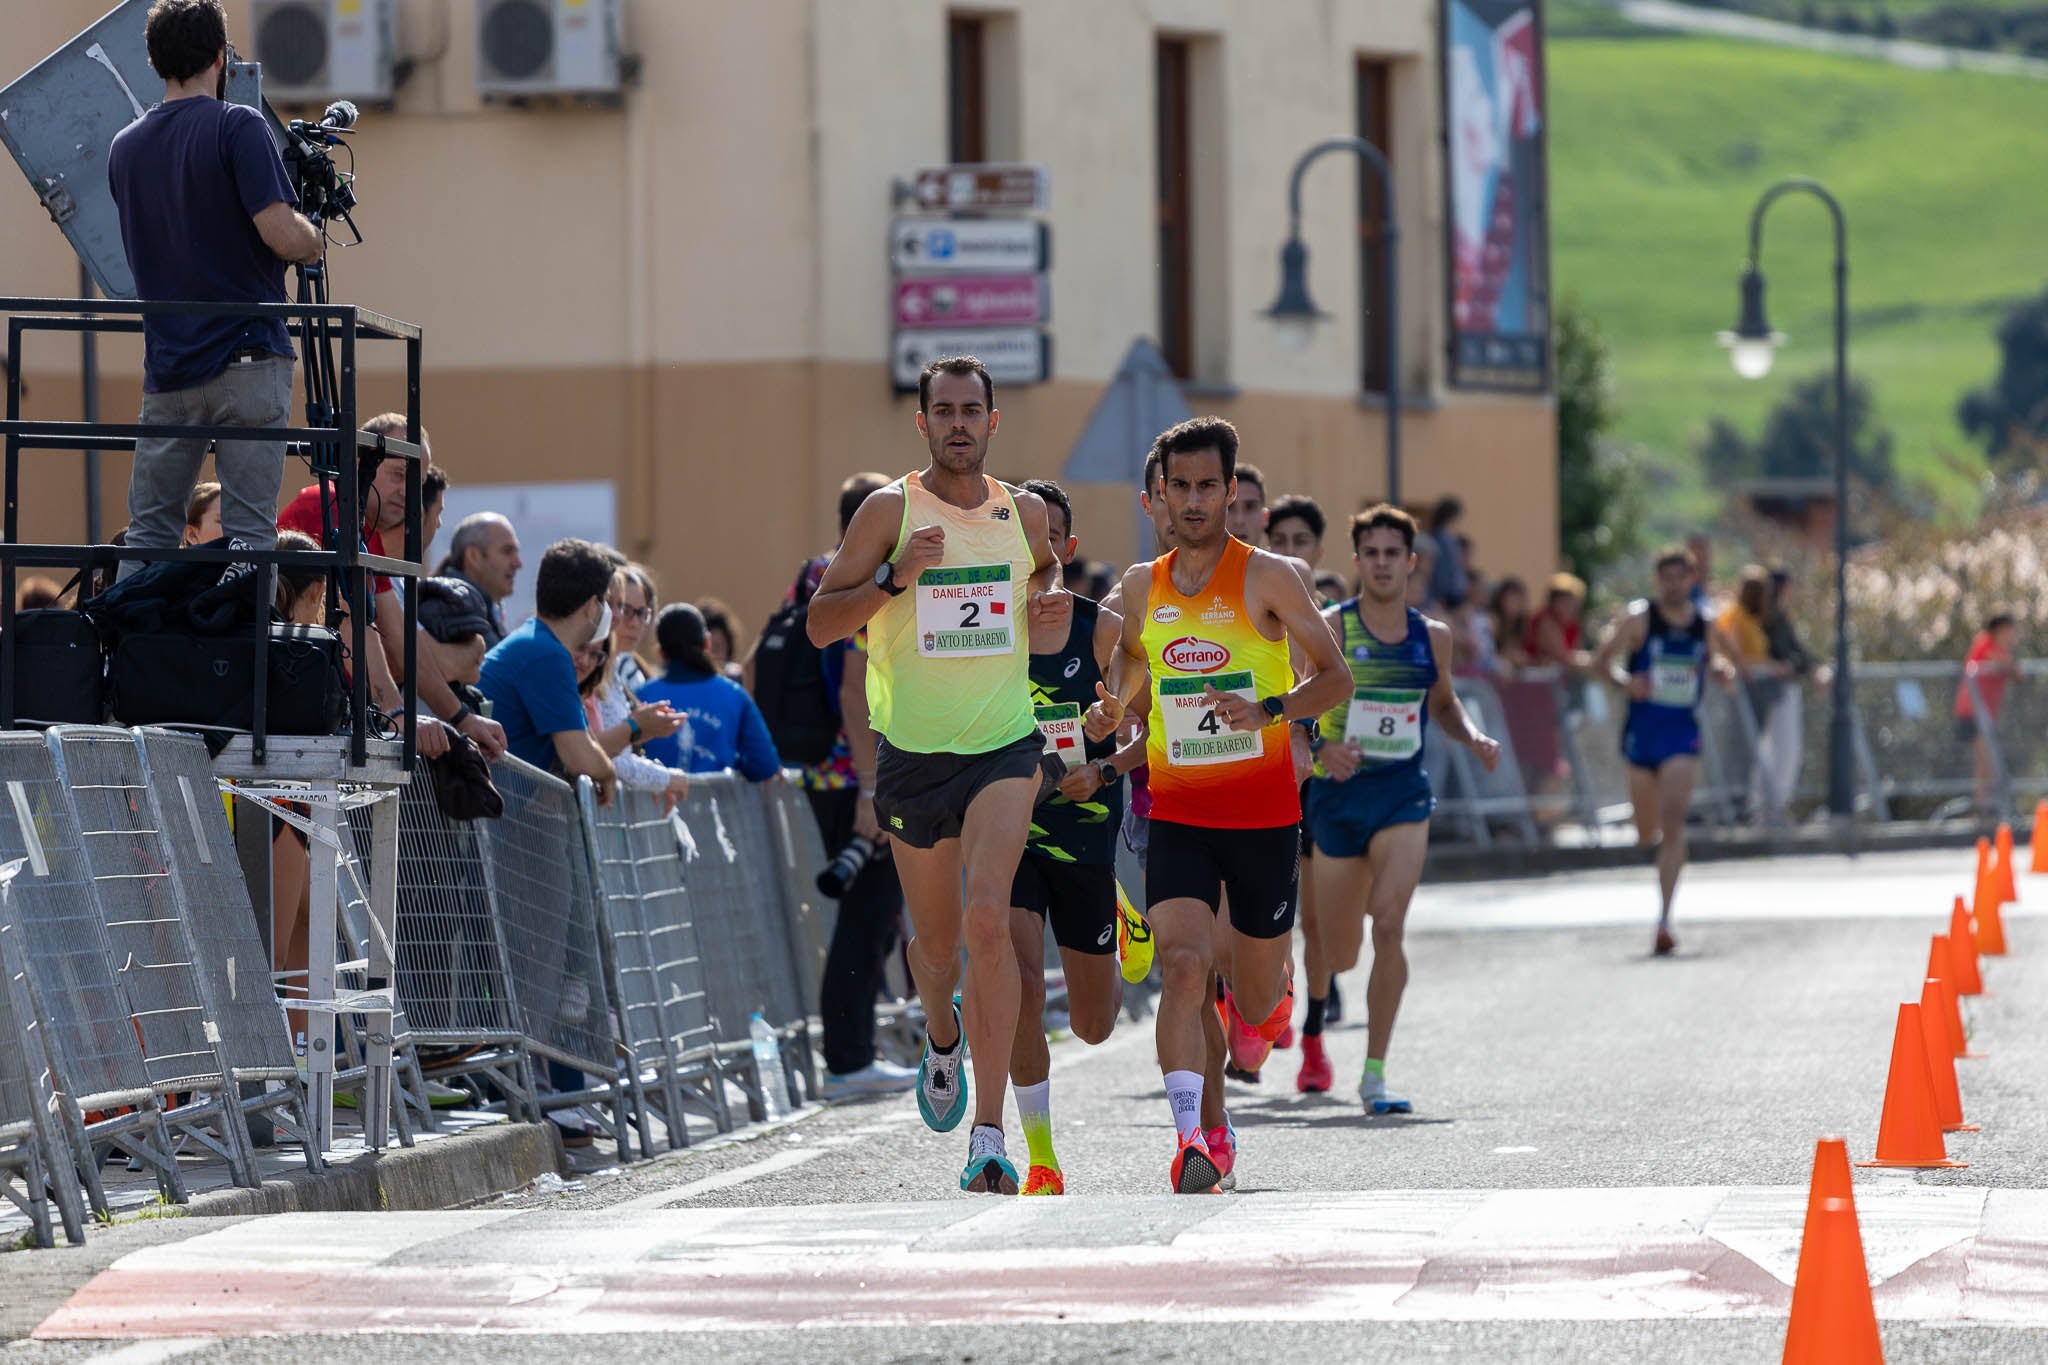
107, 0, 324, 578
477, 539, 618, 799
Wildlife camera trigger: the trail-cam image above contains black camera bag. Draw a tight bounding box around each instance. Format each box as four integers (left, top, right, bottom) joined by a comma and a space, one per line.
7, 609, 108, 725
111, 624, 346, 736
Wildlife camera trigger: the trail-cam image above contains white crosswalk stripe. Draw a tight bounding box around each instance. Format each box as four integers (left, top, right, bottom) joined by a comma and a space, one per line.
33, 1187, 2048, 1339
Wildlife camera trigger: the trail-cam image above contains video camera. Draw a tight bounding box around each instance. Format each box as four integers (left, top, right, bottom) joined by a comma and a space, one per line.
282, 100, 361, 242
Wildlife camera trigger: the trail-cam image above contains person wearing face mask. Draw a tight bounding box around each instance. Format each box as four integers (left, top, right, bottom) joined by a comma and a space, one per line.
107, 0, 322, 581
476, 538, 618, 802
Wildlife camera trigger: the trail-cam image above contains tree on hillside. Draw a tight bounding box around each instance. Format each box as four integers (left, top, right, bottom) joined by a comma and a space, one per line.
1691, 371, 1895, 491
1555, 298, 1644, 591
1958, 285, 2048, 476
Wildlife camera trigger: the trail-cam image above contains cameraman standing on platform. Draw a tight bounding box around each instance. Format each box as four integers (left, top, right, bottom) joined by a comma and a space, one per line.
108, 0, 322, 580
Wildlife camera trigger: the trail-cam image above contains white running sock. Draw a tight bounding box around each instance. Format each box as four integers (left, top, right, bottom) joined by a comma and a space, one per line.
1164, 1069, 1204, 1140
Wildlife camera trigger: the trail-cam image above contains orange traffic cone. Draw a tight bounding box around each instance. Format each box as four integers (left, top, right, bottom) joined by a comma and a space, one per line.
2031, 800, 2048, 873
1995, 824, 2018, 903
1925, 941, 1981, 1060
1977, 887, 2009, 958
1857, 1002, 1966, 1169
1918, 979, 1979, 1133
1947, 899, 1983, 995
1785, 1137, 1875, 1365
1781, 1192, 1885, 1365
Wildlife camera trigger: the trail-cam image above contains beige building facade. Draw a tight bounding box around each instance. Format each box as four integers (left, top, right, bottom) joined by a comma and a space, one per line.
3, 0, 1556, 634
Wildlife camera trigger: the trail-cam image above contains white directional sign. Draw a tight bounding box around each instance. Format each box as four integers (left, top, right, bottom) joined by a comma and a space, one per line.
910, 163, 1050, 212
891, 328, 1051, 391
891, 217, 1049, 274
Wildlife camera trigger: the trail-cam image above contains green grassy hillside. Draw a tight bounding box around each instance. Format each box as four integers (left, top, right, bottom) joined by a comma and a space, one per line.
1547, 30, 2048, 521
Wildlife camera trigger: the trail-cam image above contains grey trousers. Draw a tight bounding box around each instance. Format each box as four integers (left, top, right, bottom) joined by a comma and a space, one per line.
119, 352, 294, 580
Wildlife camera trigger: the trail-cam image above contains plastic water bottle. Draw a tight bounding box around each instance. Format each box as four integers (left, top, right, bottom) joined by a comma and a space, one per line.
749, 1012, 789, 1120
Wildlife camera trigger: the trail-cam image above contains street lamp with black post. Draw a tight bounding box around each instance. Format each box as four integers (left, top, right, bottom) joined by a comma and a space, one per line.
1262, 136, 1402, 505
1718, 176, 1856, 822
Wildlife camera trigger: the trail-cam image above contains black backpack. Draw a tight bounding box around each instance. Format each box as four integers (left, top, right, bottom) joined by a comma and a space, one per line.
752, 592, 841, 766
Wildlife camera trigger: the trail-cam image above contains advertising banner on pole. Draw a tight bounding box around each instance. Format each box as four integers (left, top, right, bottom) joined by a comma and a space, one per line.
1442, 0, 1551, 392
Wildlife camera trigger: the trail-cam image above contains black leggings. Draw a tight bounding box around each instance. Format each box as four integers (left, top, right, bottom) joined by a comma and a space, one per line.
809, 787, 906, 1076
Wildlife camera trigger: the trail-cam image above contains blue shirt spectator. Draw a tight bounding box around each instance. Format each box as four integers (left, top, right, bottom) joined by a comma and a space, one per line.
477, 618, 585, 772
638, 603, 781, 780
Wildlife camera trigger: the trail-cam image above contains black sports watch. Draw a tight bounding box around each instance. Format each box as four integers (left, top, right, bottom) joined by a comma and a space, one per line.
874, 561, 906, 596
1095, 758, 1117, 788
1260, 695, 1288, 724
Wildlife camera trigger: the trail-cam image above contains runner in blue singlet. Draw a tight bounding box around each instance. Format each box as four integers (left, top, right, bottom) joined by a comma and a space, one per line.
1591, 545, 1742, 957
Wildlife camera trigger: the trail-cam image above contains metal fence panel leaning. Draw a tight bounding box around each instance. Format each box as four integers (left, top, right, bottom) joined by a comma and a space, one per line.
0, 733, 186, 1214
133, 730, 326, 1168
44, 726, 277, 1188
761, 779, 837, 1013
580, 783, 717, 1150
0, 866, 85, 1247
477, 756, 634, 1149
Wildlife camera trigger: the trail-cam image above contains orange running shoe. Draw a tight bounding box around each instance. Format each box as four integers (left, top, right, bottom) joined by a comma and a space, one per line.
1204, 1117, 1238, 1192
1170, 1130, 1223, 1194
1021, 1165, 1065, 1196
1223, 993, 1273, 1073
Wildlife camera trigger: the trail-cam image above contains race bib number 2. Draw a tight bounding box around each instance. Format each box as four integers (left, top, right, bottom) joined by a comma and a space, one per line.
1345, 687, 1423, 761
1036, 701, 1084, 769
915, 563, 1014, 657
1160, 670, 1260, 767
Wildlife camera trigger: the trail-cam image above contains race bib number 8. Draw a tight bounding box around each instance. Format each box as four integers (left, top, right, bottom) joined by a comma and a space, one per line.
1345, 687, 1423, 761
1160, 670, 1260, 767
915, 563, 1014, 658
1036, 701, 1084, 769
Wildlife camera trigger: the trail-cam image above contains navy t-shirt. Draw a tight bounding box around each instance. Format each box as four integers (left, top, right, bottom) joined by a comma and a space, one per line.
477, 618, 588, 773
108, 98, 299, 393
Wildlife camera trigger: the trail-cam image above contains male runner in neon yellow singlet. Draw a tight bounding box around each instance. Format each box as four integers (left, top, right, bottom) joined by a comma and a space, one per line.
807, 356, 1071, 1195
1087, 418, 1350, 1193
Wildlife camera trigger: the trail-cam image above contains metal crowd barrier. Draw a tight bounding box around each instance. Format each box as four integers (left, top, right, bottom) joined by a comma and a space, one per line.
0, 867, 84, 1247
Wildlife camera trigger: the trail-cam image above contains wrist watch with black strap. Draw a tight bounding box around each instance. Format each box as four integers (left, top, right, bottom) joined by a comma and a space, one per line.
1095, 758, 1117, 788
874, 562, 906, 597
1260, 695, 1288, 725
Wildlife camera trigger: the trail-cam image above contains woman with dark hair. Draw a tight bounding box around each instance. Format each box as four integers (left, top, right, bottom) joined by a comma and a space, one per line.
1485, 576, 1531, 675
696, 596, 746, 681
636, 603, 780, 779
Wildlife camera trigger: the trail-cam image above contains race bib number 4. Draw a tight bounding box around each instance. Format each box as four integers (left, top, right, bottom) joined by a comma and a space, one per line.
1036, 701, 1083, 768
915, 563, 1014, 657
1345, 687, 1423, 761
1160, 670, 1260, 767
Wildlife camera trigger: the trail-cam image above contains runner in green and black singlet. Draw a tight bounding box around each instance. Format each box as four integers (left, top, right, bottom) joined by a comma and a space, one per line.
1004, 480, 1150, 1196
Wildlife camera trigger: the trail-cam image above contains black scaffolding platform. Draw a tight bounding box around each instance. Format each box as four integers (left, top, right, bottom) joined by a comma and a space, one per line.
1, 296, 424, 768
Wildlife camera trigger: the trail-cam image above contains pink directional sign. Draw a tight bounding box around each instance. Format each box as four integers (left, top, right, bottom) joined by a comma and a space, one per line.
894, 275, 1048, 329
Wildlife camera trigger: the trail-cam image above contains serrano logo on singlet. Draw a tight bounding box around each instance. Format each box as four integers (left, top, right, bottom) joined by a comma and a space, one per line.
1161, 636, 1231, 674
1152, 605, 1182, 625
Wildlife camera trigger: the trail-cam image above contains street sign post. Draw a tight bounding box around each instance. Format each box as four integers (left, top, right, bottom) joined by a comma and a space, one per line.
891, 328, 1051, 391
909, 163, 1049, 212
894, 275, 1049, 329
890, 217, 1049, 274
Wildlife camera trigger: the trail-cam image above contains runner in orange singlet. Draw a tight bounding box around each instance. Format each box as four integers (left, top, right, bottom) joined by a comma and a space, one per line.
1087, 418, 1349, 1193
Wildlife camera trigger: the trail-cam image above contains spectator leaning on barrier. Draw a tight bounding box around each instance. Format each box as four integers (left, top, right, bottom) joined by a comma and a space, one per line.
437, 513, 521, 648
181, 481, 222, 546
581, 569, 690, 804
1755, 568, 1820, 825
107, 0, 324, 582
609, 563, 658, 694
1956, 608, 2020, 816
1524, 572, 1590, 675
1487, 576, 1531, 675
639, 604, 781, 780
477, 538, 618, 801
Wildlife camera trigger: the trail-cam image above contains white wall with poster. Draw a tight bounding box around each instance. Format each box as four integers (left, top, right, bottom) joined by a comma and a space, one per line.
428, 481, 618, 634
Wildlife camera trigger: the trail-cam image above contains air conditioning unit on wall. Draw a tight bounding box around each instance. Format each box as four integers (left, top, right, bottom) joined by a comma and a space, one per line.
250, 0, 396, 104
476, 0, 624, 100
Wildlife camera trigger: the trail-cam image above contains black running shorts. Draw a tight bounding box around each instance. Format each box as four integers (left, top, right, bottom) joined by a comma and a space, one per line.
874, 730, 1045, 850
1011, 853, 1118, 955
1145, 818, 1300, 940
